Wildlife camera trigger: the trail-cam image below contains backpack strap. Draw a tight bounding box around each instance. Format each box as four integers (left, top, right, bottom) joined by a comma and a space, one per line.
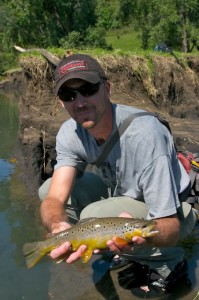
93, 112, 155, 166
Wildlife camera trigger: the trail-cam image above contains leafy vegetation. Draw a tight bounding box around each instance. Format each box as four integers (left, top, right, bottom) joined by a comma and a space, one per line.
0, 0, 199, 75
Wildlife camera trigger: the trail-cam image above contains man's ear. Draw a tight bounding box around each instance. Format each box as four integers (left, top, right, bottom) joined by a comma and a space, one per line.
57, 97, 65, 108
105, 80, 111, 97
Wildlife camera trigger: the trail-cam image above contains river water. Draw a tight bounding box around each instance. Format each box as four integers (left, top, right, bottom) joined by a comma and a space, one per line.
0, 93, 50, 300
0, 93, 198, 300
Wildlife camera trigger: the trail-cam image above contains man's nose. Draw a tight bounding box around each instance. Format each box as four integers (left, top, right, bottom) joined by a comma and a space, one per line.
75, 93, 87, 106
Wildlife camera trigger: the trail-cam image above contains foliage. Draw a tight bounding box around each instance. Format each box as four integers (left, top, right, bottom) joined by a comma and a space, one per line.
120, 0, 199, 52
0, 49, 18, 76
0, 0, 199, 75
0, 0, 97, 47
85, 27, 112, 49
59, 27, 112, 50
95, 0, 121, 30
59, 31, 83, 49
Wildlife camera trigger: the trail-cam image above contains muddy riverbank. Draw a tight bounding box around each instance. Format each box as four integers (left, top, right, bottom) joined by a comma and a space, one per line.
0, 52, 199, 300
0, 52, 199, 195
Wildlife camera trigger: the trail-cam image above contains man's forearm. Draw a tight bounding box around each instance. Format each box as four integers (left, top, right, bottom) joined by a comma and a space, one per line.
40, 197, 69, 232
148, 215, 180, 247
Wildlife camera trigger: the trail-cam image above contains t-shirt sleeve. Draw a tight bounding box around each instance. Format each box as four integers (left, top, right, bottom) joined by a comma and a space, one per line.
122, 115, 188, 220
139, 154, 181, 219
54, 123, 87, 172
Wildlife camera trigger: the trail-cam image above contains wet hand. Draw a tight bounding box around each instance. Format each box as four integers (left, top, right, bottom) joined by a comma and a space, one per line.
106, 212, 146, 253
51, 221, 71, 233
50, 221, 88, 264
50, 242, 87, 264
106, 236, 146, 254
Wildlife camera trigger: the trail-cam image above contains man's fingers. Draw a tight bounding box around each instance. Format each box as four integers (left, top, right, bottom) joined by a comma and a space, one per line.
51, 222, 71, 233
50, 241, 71, 259
118, 212, 133, 218
66, 245, 87, 263
132, 236, 146, 245
107, 240, 121, 253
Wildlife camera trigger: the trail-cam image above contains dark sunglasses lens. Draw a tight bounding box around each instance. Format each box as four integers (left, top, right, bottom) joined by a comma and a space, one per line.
58, 80, 103, 102
58, 90, 77, 102
80, 82, 101, 96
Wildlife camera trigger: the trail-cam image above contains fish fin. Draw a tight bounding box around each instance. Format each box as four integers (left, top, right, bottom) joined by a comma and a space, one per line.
112, 237, 128, 245
77, 217, 98, 225
125, 229, 142, 239
143, 230, 159, 238
22, 242, 45, 268
81, 249, 93, 263
142, 225, 159, 238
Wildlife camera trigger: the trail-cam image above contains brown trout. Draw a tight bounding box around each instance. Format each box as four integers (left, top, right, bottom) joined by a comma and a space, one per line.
22, 217, 158, 268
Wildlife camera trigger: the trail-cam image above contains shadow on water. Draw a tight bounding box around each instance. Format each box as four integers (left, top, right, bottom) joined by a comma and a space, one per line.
0, 93, 51, 300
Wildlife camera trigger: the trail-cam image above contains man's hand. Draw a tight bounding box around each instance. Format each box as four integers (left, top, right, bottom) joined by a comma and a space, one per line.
49, 221, 88, 264
105, 212, 146, 254
51, 221, 71, 233
50, 241, 88, 263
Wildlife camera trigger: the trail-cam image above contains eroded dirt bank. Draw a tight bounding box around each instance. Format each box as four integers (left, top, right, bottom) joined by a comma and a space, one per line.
1, 53, 199, 195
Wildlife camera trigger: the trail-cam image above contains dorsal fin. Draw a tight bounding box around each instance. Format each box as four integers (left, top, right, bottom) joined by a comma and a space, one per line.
77, 217, 98, 225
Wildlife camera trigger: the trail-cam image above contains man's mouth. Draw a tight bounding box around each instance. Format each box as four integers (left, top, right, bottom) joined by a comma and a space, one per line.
75, 107, 94, 117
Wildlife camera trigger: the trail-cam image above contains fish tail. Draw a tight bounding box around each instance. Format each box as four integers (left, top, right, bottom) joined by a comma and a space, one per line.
22, 242, 45, 268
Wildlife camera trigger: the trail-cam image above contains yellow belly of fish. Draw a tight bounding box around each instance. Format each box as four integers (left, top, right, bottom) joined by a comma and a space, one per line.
71, 238, 108, 251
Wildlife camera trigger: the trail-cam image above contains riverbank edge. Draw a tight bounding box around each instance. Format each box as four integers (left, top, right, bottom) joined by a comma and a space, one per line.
0, 53, 199, 195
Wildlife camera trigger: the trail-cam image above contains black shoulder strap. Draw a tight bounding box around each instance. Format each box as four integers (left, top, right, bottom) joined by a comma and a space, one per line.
93, 112, 155, 166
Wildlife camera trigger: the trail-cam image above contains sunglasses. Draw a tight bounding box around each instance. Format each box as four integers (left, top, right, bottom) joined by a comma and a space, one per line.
58, 80, 104, 102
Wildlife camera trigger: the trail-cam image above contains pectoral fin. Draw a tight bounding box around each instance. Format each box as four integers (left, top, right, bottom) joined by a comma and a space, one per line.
112, 236, 128, 245
81, 249, 93, 263
125, 229, 142, 239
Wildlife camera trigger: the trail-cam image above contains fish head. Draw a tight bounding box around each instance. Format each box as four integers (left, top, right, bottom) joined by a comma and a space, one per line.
124, 218, 159, 239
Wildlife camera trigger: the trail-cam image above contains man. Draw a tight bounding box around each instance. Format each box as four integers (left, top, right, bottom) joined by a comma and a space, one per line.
39, 54, 197, 297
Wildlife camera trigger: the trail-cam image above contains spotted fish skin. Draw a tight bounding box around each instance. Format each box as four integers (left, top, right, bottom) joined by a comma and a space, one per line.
22, 217, 158, 268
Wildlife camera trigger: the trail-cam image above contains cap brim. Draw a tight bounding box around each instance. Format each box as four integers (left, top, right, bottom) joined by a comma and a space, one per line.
55, 71, 101, 94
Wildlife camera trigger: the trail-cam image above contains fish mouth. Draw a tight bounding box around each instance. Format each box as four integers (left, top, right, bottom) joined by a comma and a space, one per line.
142, 224, 159, 238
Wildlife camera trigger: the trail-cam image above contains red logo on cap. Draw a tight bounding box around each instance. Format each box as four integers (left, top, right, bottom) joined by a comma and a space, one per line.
60, 60, 88, 77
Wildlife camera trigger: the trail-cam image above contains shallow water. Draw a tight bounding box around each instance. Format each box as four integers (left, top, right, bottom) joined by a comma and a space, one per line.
0, 93, 50, 300
0, 93, 198, 300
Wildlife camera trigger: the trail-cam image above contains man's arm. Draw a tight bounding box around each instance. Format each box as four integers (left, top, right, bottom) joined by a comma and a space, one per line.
40, 166, 77, 232
107, 213, 180, 254
151, 214, 180, 247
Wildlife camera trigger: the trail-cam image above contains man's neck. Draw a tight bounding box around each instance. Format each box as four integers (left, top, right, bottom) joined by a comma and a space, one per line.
88, 103, 113, 144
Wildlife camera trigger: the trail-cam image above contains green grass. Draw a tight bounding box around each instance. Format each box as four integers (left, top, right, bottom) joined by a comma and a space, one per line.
106, 28, 142, 52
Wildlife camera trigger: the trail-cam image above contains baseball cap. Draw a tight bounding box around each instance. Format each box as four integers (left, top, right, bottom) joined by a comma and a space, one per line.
54, 54, 107, 95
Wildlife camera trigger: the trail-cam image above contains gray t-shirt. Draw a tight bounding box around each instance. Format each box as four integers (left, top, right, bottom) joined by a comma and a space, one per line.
55, 104, 190, 219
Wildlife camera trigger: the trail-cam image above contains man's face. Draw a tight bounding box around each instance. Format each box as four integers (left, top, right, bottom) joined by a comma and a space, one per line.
58, 78, 111, 129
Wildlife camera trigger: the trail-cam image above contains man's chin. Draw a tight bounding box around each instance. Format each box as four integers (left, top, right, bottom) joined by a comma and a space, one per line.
80, 120, 96, 129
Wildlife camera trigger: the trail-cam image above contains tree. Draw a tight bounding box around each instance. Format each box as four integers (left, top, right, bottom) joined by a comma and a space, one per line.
95, 0, 121, 30
1, 0, 97, 47
118, 0, 199, 52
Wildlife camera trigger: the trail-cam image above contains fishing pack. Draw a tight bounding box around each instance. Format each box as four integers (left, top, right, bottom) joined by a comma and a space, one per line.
93, 111, 199, 206
152, 114, 199, 206
177, 151, 199, 205
153, 114, 199, 206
